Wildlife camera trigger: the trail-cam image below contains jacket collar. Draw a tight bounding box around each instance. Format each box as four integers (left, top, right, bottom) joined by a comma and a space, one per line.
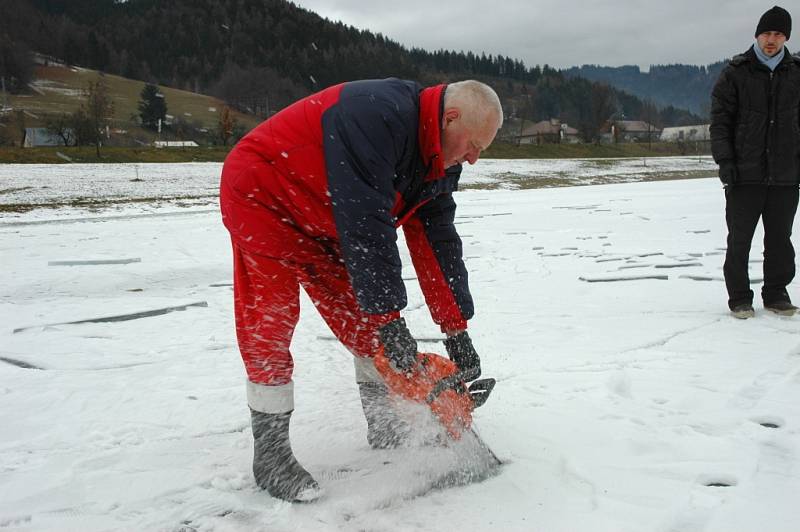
778, 45, 796, 65
418, 84, 446, 181
743, 45, 795, 69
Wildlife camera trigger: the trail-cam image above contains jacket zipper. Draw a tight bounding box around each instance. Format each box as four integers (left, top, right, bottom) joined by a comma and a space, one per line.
767, 71, 775, 184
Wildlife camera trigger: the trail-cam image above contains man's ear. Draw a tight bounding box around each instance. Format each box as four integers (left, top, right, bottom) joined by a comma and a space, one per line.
442, 107, 461, 128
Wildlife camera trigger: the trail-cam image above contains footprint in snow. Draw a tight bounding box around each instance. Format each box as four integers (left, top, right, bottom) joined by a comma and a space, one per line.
751, 416, 784, 429
698, 474, 738, 488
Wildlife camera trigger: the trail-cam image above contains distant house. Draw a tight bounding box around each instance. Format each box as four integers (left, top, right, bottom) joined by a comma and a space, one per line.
605, 120, 661, 143
516, 119, 581, 144
23, 128, 70, 148
154, 140, 199, 148
660, 124, 710, 142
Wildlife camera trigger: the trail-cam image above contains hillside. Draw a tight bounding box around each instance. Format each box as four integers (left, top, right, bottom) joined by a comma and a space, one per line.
570, 53, 800, 116
1, 0, 702, 148
4, 59, 260, 147
563, 62, 730, 117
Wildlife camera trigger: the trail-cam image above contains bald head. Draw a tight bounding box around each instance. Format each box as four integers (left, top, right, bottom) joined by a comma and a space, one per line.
439, 80, 503, 168
443, 80, 504, 130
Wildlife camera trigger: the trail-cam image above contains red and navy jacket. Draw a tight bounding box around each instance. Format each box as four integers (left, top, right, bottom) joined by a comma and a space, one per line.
221, 78, 472, 331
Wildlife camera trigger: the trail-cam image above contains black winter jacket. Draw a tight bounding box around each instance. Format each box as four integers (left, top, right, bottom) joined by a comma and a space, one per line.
710, 46, 800, 186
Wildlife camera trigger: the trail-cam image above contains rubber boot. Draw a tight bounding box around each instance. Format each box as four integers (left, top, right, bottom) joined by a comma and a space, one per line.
357, 382, 410, 449
250, 408, 321, 502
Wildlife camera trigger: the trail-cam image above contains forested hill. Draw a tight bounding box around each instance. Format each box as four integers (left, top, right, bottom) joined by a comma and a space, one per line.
4, 0, 703, 138
562, 62, 730, 116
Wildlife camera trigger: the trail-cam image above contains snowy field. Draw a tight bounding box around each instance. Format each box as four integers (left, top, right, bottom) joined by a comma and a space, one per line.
0, 156, 717, 218
1, 160, 799, 532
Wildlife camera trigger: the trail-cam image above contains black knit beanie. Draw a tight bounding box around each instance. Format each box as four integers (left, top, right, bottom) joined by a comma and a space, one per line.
756, 6, 791, 39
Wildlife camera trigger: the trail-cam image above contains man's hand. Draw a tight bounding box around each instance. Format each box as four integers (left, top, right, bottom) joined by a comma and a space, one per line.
719, 161, 738, 186
444, 331, 481, 378
378, 318, 418, 373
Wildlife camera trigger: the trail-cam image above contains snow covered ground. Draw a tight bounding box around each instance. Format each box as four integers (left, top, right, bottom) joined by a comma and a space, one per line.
0, 156, 716, 218
1, 160, 798, 531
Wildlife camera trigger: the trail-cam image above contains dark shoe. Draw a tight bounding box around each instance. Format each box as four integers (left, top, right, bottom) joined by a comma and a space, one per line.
731, 303, 755, 319
250, 409, 322, 502
357, 382, 410, 449
764, 301, 798, 316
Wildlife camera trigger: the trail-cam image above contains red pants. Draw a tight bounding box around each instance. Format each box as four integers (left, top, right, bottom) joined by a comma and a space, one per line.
232, 242, 399, 385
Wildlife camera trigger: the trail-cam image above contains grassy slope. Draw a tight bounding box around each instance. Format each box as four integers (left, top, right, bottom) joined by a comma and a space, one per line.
7, 63, 260, 133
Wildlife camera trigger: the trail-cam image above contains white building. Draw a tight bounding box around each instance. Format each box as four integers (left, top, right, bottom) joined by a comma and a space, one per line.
516, 119, 581, 144
660, 124, 710, 142
23, 128, 70, 148
154, 141, 199, 148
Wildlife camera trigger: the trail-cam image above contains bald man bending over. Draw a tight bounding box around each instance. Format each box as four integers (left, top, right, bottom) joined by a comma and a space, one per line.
219, 78, 503, 502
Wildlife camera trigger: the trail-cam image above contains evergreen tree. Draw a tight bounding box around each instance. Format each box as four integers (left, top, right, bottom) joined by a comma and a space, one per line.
138, 83, 167, 131
0, 39, 34, 93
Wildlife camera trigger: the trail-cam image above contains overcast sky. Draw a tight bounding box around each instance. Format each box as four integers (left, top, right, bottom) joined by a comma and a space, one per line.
292, 0, 789, 70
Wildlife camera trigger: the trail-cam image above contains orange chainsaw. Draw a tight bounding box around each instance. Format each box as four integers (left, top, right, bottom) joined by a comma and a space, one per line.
373, 349, 495, 440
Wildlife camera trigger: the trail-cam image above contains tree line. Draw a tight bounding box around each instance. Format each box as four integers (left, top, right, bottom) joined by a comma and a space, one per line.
2, 0, 703, 146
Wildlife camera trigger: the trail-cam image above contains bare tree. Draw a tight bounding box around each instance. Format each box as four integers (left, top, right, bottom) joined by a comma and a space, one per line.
68, 107, 96, 147
84, 77, 114, 157
0, 112, 11, 146
45, 113, 75, 146
588, 84, 616, 143
642, 99, 660, 150
14, 109, 25, 146
218, 106, 235, 146
515, 92, 536, 145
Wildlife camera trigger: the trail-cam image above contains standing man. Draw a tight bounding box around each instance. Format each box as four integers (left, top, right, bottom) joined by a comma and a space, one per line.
711, 5, 800, 319
219, 79, 503, 501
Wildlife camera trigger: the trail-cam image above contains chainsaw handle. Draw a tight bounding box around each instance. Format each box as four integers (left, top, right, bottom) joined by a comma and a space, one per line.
425, 367, 485, 405
468, 378, 496, 408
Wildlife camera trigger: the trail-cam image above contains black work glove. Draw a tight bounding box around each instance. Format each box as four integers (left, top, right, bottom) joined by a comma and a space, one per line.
378, 318, 418, 373
444, 331, 481, 379
718, 161, 737, 186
